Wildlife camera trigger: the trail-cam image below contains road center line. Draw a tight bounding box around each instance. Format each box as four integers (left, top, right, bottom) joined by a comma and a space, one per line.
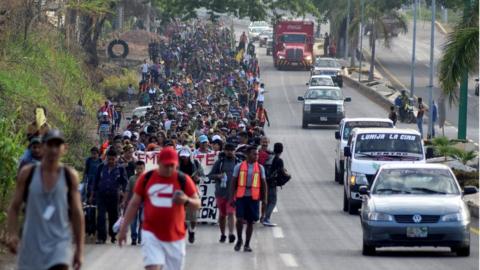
280, 253, 299, 268
272, 227, 284, 238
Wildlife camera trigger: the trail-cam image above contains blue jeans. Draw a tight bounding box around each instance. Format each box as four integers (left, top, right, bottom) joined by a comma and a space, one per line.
130, 207, 143, 242
416, 118, 424, 138
264, 187, 277, 222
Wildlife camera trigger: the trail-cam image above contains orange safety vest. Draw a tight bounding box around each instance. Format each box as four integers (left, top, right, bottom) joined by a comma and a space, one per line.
236, 161, 261, 200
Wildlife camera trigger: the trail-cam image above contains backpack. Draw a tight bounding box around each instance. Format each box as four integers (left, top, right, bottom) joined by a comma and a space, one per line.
23, 164, 74, 212
142, 170, 186, 192
269, 157, 291, 188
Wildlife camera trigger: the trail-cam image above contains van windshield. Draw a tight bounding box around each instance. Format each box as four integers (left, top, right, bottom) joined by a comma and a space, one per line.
343, 121, 393, 140
354, 133, 423, 160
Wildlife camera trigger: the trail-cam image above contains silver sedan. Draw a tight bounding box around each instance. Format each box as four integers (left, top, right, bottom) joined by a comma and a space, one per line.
359, 163, 478, 256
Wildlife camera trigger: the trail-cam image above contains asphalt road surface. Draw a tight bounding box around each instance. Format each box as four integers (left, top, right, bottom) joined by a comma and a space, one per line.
82, 46, 479, 270
372, 21, 479, 142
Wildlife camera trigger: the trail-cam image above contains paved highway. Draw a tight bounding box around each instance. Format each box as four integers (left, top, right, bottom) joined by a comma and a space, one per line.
82, 46, 479, 270
372, 21, 479, 142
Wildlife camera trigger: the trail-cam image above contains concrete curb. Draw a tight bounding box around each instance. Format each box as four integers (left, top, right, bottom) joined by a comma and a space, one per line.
435, 20, 448, 35
343, 75, 393, 111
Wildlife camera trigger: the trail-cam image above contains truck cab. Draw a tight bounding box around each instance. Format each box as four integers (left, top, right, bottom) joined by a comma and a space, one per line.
273, 21, 314, 69
342, 128, 425, 215
334, 118, 394, 184
297, 86, 351, 128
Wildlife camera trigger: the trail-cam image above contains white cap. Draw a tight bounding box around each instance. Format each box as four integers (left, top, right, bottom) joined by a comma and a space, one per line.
178, 148, 192, 157
123, 130, 132, 138
212, 135, 222, 142
102, 112, 108, 116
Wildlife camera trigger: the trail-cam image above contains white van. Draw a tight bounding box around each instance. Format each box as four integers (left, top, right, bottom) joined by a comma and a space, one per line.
342, 128, 426, 214
334, 118, 394, 184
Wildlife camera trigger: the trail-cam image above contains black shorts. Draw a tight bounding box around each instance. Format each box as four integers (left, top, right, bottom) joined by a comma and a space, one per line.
235, 196, 260, 223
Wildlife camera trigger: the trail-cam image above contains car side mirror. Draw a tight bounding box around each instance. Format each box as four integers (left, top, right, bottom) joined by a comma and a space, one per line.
463, 186, 478, 195
297, 96, 304, 101
306, 82, 309, 86
335, 131, 341, 140
344, 146, 351, 157
344, 97, 352, 102
425, 147, 434, 159
359, 186, 369, 195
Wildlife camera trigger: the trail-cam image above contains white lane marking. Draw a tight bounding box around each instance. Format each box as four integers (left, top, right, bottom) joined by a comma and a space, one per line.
273, 207, 278, 213
272, 227, 284, 238
280, 253, 299, 268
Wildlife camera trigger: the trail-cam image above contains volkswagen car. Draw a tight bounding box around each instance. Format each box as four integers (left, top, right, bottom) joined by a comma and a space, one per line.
359, 163, 477, 256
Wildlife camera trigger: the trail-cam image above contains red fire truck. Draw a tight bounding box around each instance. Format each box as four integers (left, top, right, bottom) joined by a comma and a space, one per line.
272, 20, 314, 70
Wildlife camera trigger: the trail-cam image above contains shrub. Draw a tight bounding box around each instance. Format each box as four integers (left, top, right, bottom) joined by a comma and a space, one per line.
100, 68, 138, 100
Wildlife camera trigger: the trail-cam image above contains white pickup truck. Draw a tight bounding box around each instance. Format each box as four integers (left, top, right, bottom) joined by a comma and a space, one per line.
342, 128, 426, 214
334, 118, 394, 184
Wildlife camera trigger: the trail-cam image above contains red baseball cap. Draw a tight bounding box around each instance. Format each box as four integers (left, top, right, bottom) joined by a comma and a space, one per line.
157, 147, 178, 166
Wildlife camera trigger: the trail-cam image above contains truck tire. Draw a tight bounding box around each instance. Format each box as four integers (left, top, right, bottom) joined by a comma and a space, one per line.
362, 240, 376, 256
302, 119, 308, 129
453, 246, 470, 257
107, 39, 129, 59
348, 198, 358, 215
334, 164, 340, 182
343, 189, 349, 212
338, 170, 344, 185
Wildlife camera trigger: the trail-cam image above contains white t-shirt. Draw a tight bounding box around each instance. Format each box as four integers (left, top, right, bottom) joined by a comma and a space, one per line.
142, 63, 149, 73
257, 88, 265, 102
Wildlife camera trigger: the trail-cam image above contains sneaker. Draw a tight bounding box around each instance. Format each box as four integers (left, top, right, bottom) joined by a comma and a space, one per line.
234, 239, 243, 252
188, 231, 195, 244
132, 240, 137, 246
228, 234, 236, 244
244, 246, 253, 252
262, 220, 277, 227
219, 235, 227, 243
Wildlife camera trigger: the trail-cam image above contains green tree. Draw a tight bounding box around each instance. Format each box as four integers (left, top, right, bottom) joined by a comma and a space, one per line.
438, 0, 478, 103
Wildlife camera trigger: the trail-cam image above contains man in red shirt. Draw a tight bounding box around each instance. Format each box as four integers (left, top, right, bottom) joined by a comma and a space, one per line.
119, 147, 200, 270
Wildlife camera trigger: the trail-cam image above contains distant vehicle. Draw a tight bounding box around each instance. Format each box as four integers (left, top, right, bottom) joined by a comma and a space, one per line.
297, 86, 351, 128
273, 20, 314, 70
311, 57, 344, 87
360, 163, 477, 256
266, 39, 273, 56
343, 128, 426, 215
364, 16, 404, 37
258, 29, 273, 47
306, 75, 335, 87
248, 21, 270, 41
334, 118, 394, 184
132, 105, 152, 118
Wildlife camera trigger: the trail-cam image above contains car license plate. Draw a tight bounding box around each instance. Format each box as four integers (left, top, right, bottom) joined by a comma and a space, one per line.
320, 117, 328, 121
406, 227, 428, 238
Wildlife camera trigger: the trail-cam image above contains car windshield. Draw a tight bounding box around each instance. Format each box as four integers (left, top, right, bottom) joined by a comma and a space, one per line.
310, 77, 334, 87
282, 34, 306, 43
372, 169, 460, 195
305, 89, 342, 100
315, 59, 341, 68
343, 122, 393, 140
354, 133, 423, 159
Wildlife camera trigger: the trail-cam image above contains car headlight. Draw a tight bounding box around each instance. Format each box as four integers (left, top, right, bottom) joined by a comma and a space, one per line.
441, 210, 469, 223
337, 104, 344, 113
350, 172, 368, 186
304, 55, 312, 61
368, 212, 394, 222
304, 104, 311, 112
278, 55, 285, 59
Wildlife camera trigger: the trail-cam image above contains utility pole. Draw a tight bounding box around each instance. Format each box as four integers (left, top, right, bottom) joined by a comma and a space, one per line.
344, 0, 351, 61
427, 0, 435, 138
458, 0, 471, 140
358, 0, 364, 82
410, 0, 418, 97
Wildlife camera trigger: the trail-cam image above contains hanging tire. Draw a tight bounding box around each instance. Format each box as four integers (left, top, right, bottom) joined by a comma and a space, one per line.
107, 39, 129, 59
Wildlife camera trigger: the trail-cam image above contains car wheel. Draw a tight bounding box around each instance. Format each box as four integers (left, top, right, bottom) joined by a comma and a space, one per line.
302, 119, 308, 129
334, 163, 340, 182
339, 170, 344, 185
348, 198, 358, 215
343, 189, 349, 212
362, 240, 376, 256
453, 246, 470, 257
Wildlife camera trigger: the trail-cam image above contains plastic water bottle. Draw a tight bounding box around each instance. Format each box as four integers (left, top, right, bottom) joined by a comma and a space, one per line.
221, 173, 228, 188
